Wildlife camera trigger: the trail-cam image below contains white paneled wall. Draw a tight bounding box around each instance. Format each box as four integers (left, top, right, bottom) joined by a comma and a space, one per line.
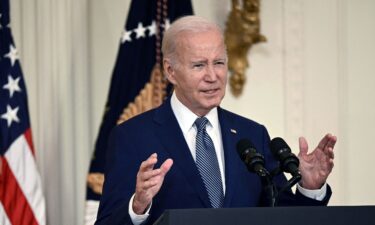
345, 0, 375, 204
10, 0, 375, 224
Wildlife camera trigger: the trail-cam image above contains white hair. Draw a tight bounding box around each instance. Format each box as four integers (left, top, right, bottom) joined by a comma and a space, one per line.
162, 16, 224, 66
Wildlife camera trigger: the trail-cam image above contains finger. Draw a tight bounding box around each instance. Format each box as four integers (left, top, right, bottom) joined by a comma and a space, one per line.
327, 147, 334, 159
139, 168, 162, 181
317, 134, 331, 150
324, 149, 335, 165
141, 159, 173, 190
322, 135, 337, 155
298, 137, 308, 156
326, 135, 337, 149
160, 159, 173, 176
139, 153, 158, 172
326, 158, 334, 172
330, 158, 334, 168
141, 176, 162, 189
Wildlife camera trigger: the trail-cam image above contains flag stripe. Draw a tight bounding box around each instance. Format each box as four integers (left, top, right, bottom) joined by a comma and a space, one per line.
0, 157, 38, 225
24, 129, 35, 156
0, 201, 12, 225
4, 134, 45, 225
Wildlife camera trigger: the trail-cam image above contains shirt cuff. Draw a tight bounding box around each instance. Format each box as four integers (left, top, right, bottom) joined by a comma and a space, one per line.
297, 183, 327, 201
128, 194, 152, 225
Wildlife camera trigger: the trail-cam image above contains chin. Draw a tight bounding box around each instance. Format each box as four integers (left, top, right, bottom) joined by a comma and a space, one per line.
195, 92, 224, 111
202, 99, 221, 110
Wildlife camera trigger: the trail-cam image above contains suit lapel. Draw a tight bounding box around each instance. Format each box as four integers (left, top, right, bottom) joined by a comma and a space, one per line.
153, 98, 212, 208
218, 108, 240, 207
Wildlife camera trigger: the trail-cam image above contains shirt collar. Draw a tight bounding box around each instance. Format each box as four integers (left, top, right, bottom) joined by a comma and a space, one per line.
170, 92, 219, 132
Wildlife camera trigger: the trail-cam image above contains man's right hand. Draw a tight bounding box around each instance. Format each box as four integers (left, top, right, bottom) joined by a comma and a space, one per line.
132, 153, 173, 215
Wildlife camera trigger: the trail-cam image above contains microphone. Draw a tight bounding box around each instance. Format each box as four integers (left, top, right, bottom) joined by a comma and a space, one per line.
237, 138, 277, 207
236, 139, 268, 177
269, 137, 300, 178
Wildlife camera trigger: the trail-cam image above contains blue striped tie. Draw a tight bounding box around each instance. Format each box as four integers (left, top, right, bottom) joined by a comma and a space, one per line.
194, 117, 224, 208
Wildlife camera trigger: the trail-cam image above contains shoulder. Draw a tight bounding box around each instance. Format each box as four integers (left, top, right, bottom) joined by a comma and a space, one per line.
218, 107, 270, 148
110, 107, 157, 141
218, 107, 266, 131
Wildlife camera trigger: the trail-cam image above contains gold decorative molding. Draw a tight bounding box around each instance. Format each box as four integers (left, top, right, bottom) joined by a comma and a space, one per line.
225, 0, 266, 96
117, 65, 167, 124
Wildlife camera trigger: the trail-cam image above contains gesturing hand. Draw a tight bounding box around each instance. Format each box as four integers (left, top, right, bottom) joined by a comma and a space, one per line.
132, 153, 173, 215
298, 133, 337, 190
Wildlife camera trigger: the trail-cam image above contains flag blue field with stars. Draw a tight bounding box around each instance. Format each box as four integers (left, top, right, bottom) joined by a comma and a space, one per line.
84, 0, 193, 222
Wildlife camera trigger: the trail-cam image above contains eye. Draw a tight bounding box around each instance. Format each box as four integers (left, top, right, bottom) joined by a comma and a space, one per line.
214, 61, 226, 66
193, 63, 204, 69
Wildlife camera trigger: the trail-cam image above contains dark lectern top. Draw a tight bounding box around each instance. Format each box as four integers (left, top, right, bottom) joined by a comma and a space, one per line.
154, 206, 375, 225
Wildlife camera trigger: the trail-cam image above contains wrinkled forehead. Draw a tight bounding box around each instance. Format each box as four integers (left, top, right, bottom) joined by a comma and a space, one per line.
175, 30, 226, 55
176, 28, 224, 43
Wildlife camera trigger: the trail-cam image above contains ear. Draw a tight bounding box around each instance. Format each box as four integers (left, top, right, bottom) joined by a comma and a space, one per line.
163, 58, 177, 85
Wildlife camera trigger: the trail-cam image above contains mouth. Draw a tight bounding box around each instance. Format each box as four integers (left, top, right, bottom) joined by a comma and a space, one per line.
201, 88, 220, 95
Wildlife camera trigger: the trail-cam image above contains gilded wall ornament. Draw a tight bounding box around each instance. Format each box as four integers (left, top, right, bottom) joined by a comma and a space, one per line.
225, 0, 266, 96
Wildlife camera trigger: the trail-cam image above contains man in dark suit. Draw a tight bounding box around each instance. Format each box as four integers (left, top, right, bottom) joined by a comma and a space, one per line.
95, 16, 337, 225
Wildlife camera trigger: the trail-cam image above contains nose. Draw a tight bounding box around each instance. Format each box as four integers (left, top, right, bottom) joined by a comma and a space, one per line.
204, 65, 217, 82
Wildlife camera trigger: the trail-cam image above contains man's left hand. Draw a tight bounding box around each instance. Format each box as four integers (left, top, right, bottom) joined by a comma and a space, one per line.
298, 133, 337, 190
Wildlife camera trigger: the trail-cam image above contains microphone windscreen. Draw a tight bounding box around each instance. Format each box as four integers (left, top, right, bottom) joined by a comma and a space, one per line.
270, 137, 290, 157
236, 138, 253, 155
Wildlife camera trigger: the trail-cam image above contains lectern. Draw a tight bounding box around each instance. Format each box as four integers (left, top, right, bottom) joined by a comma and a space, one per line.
154, 206, 375, 225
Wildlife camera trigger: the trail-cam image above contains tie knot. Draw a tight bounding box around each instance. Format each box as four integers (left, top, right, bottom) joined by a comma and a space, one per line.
195, 117, 209, 131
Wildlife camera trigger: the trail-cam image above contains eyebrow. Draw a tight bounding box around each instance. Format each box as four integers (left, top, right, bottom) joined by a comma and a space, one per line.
190, 60, 207, 64
190, 57, 226, 64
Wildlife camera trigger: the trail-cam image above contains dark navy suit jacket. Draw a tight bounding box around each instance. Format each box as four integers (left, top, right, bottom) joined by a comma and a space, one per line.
95, 98, 331, 225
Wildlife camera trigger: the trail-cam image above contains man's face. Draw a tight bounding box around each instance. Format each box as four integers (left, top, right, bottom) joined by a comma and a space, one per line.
164, 30, 228, 116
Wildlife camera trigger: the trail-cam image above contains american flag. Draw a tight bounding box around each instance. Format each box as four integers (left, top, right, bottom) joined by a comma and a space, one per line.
0, 0, 46, 224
